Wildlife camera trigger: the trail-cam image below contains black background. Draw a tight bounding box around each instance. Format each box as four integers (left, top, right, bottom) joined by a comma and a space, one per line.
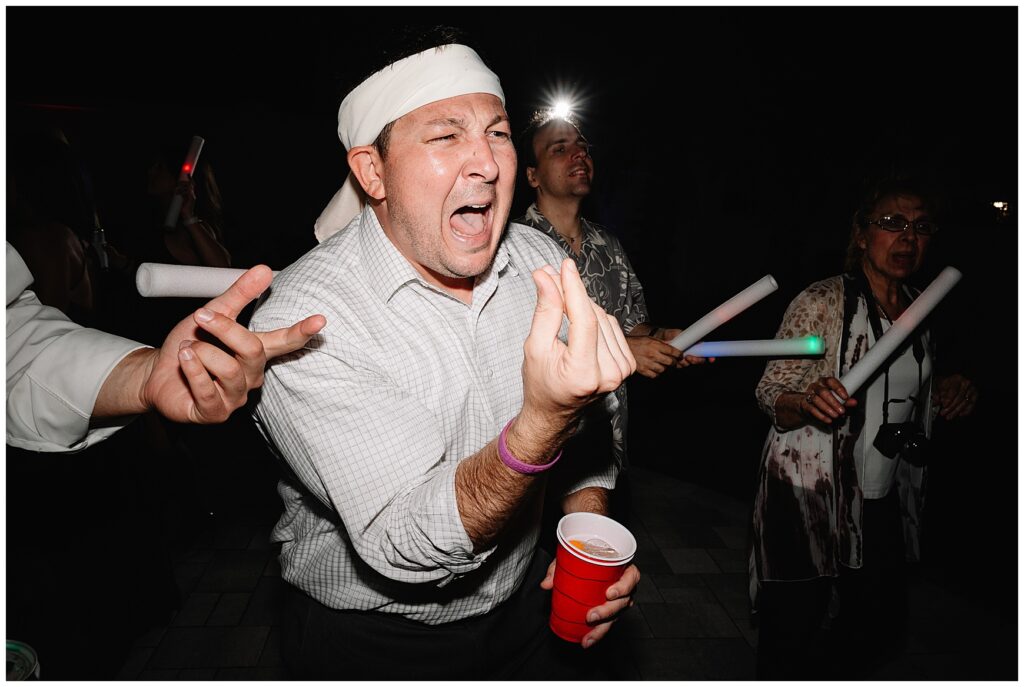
8, 6, 1017, 603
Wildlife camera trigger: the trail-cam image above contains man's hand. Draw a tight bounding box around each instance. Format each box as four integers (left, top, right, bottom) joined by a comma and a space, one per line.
457, 260, 634, 549
540, 559, 640, 649
626, 327, 710, 378
626, 334, 681, 377
95, 265, 326, 423
512, 259, 635, 454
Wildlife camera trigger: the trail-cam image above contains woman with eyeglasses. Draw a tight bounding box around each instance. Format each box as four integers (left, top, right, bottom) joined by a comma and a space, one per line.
748, 179, 978, 679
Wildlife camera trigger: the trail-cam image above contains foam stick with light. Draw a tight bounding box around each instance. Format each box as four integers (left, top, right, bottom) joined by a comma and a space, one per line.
837, 266, 962, 397
684, 336, 824, 358
163, 136, 206, 228
136, 263, 280, 298
668, 275, 779, 352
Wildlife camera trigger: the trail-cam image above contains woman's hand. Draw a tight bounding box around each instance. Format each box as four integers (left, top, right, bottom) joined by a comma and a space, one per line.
933, 373, 978, 420
800, 376, 857, 425
775, 376, 859, 430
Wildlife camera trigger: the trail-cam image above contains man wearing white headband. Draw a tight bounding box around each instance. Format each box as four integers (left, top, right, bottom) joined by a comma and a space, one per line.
251, 32, 639, 679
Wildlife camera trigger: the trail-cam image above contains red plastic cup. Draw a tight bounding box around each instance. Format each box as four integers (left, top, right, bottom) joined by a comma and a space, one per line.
549, 512, 636, 643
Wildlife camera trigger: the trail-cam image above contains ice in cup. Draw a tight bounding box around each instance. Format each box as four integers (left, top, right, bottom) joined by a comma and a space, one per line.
550, 512, 637, 643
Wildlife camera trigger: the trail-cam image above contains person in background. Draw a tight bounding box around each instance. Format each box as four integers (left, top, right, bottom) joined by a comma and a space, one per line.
515, 112, 706, 524
7, 124, 103, 326
749, 178, 978, 679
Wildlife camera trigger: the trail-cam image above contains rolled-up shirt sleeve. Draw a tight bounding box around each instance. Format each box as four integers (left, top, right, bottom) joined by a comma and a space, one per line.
254, 316, 492, 585
6, 250, 145, 452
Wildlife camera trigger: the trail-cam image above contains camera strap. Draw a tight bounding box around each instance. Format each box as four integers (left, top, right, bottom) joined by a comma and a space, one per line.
854, 268, 925, 425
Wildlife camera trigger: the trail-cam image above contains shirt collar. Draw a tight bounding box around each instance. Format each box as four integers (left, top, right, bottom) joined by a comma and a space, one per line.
358, 208, 426, 303
358, 207, 517, 303
523, 203, 607, 247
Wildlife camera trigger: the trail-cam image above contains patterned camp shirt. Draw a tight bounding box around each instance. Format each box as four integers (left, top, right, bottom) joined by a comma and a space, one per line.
515, 203, 651, 472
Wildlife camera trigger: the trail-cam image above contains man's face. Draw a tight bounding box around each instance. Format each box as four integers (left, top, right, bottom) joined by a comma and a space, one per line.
376, 92, 516, 284
527, 120, 594, 199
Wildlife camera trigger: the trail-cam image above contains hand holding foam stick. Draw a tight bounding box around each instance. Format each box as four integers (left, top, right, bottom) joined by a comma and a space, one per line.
137, 263, 280, 298
837, 266, 962, 397
163, 136, 205, 228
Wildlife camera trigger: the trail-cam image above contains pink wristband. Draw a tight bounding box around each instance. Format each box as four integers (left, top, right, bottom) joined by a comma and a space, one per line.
498, 418, 561, 475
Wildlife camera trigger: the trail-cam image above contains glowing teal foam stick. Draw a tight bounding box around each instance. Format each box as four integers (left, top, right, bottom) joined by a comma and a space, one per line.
685, 336, 824, 358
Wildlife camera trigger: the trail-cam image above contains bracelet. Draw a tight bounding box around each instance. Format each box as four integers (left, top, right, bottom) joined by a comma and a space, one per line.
498, 418, 561, 475
184, 216, 202, 226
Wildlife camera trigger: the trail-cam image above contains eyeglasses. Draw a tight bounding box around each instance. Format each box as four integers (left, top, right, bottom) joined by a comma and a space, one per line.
868, 214, 939, 236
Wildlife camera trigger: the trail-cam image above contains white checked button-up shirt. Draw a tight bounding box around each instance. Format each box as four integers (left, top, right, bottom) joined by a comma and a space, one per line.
251, 208, 618, 624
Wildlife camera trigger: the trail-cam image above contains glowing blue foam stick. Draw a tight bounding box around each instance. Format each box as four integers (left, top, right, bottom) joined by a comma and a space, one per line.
668, 275, 778, 352
685, 336, 824, 358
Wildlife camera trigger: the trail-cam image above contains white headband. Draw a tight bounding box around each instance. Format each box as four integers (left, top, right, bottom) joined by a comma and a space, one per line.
314, 44, 505, 243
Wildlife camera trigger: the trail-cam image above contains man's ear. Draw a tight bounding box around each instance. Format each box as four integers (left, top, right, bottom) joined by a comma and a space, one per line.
526, 166, 539, 190
347, 145, 386, 200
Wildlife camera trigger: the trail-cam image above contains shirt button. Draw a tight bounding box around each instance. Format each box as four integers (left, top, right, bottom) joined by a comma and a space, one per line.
487, 369, 494, 378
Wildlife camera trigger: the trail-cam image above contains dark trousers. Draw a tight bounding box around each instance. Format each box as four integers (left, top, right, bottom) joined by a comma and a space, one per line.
281, 549, 612, 680
756, 490, 908, 680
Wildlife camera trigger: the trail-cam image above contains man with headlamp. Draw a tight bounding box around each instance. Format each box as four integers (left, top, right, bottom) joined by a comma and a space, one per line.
515, 111, 703, 511
251, 32, 640, 679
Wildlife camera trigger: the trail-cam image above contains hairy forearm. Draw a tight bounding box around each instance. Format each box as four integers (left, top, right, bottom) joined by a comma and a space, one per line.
562, 486, 609, 516
455, 409, 575, 551
91, 347, 157, 419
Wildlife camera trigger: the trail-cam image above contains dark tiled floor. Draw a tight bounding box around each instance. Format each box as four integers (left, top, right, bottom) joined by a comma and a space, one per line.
111, 466, 1016, 680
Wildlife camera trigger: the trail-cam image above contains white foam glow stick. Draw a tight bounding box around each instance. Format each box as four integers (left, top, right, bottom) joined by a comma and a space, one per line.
668, 275, 778, 351
685, 336, 824, 358
838, 266, 962, 396
163, 136, 206, 228
136, 263, 280, 298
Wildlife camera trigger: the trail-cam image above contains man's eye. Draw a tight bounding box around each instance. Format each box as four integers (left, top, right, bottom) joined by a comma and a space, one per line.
430, 134, 457, 143
489, 130, 510, 140
553, 146, 565, 154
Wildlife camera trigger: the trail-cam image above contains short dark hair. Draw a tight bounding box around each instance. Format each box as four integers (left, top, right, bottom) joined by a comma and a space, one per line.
844, 177, 943, 271
340, 25, 490, 160
516, 110, 582, 169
